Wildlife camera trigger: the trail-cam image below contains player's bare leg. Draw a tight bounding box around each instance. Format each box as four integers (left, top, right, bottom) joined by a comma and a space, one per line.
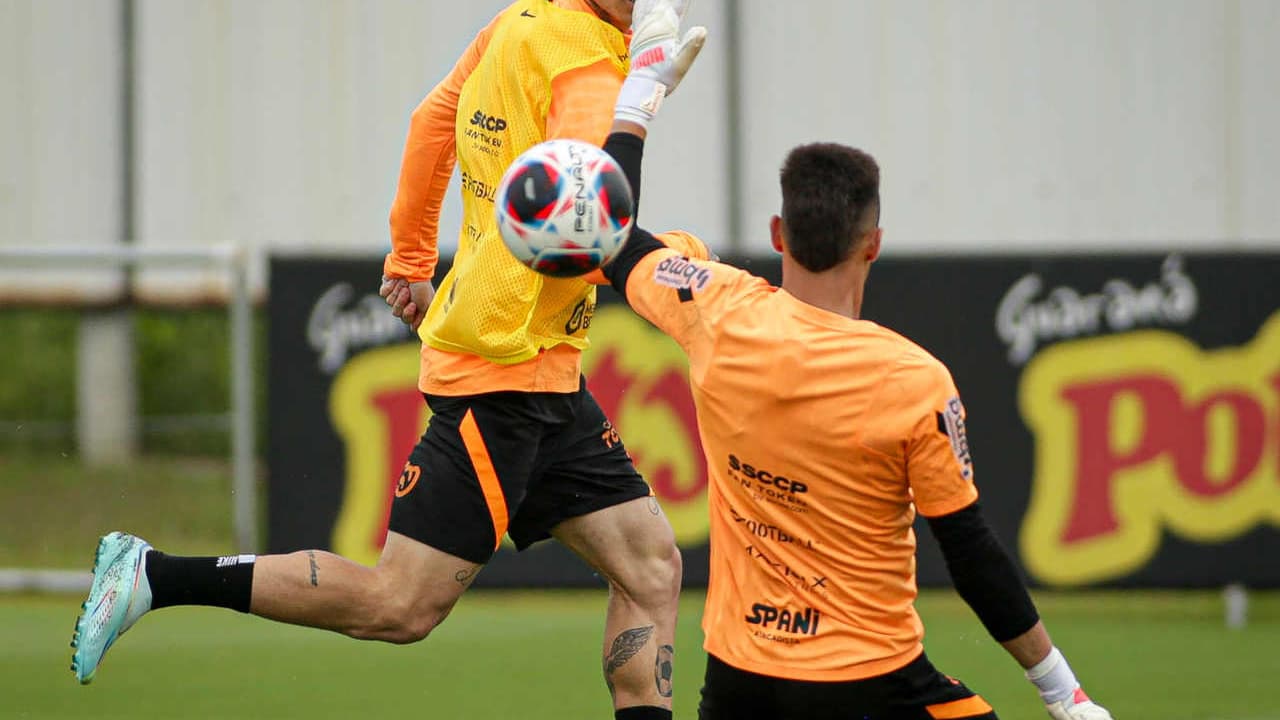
72, 529, 479, 683
553, 496, 682, 715
250, 530, 480, 643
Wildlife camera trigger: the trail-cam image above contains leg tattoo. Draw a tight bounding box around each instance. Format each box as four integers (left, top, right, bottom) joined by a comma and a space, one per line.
604, 625, 655, 681
306, 550, 319, 587
654, 644, 674, 697
454, 564, 481, 587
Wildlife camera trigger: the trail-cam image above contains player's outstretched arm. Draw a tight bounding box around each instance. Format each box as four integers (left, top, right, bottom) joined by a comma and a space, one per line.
927, 504, 1115, 719
595, 0, 711, 294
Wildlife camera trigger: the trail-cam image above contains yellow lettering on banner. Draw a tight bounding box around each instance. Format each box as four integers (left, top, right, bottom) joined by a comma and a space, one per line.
1019, 310, 1280, 586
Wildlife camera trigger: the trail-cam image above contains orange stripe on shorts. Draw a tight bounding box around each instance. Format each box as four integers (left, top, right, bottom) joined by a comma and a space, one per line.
926, 695, 993, 719
458, 409, 508, 550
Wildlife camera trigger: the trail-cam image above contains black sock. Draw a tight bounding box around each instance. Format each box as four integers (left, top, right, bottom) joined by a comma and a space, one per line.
145, 551, 255, 613
615, 708, 672, 720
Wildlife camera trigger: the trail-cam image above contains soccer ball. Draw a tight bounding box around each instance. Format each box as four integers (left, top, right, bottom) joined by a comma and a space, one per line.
495, 139, 634, 278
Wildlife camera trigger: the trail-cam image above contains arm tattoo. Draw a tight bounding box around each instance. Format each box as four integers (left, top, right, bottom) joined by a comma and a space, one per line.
306, 550, 319, 587
604, 625, 655, 677
455, 564, 481, 586
647, 496, 661, 516
655, 644, 674, 697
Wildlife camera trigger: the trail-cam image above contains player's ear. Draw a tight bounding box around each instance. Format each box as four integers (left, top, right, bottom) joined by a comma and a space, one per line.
769, 215, 785, 254
863, 227, 883, 263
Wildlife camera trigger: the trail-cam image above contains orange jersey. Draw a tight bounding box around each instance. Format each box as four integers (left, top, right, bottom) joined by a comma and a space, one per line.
383, 0, 629, 396
622, 248, 980, 681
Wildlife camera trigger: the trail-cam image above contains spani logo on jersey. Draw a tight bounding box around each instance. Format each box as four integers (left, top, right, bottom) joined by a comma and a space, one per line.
745, 602, 822, 637
495, 139, 634, 278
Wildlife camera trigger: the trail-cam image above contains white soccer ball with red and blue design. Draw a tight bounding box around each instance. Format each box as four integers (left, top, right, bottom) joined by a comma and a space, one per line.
495, 139, 634, 278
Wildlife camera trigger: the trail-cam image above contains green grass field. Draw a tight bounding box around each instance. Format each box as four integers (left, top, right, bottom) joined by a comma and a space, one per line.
3, 590, 1277, 719
3, 457, 1278, 718
0, 455, 238, 569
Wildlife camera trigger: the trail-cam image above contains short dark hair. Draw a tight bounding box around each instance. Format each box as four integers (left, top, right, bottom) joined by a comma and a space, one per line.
779, 143, 880, 272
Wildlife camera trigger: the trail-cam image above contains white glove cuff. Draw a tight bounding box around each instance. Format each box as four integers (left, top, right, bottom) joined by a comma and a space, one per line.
614, 73, 668, 127
1025, 646, 1080, 705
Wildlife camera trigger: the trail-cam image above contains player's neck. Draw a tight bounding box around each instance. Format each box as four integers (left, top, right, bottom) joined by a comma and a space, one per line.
780, 256, 867, 320
581, 0, 630, 32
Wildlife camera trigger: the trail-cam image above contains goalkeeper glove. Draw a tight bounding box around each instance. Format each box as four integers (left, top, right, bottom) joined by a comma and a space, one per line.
614, 0, 708, 127
1046, 691, 1114, 720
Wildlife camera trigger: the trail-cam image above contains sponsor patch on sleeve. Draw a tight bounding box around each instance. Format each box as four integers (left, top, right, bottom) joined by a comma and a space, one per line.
653, 255, 713, 293
935, 396, 974, 480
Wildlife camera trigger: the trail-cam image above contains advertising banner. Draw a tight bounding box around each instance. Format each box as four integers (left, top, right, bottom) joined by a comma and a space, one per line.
268, 253, 1280, 588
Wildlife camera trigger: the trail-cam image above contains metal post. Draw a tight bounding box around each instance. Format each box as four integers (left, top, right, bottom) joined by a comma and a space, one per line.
724, 0, 745, 256
229, 247, 258, 552
73, 0, 142, 466
120, 0, 136, 258
77, 310, 139, 463
1224, 582, 1248, 629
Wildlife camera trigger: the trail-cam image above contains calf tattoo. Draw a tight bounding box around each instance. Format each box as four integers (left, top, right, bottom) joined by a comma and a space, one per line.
455, 565, 481, 586
306, 550, 319, 587
604, 625, 655, 681
655, 644, 674, 697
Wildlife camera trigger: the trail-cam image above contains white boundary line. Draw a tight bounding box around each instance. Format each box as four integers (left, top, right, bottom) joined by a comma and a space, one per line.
0, 569, 90, 593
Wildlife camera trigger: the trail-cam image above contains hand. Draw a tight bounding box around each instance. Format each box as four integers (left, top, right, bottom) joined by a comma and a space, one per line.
1045, 690, 1114, 720
631, 0, 706, 94
614, 0, 707, 126
379, 276, 435, 332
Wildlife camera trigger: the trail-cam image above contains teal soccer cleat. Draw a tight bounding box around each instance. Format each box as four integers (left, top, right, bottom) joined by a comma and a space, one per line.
70, 532, 153, 684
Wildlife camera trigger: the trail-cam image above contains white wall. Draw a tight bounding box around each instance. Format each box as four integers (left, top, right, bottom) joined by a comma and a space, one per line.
127, 0, 726, 298
738, 0, 1280, 254
0, 0, 1276, 299
129, 0, 500, 297
0, 0, 123, 301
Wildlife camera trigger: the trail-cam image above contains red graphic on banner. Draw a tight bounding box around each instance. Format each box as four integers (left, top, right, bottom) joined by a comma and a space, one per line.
590, 350, 707, 503
1020, 311, 1280, 586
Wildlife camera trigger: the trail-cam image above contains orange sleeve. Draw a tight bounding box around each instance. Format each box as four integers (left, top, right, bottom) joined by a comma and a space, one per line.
383, 13, 503, 283
622, 247, 764, 351
903, 360, 980, 517
546, 59, 624, 145
583, 231, 712, 285
651, 230, 714, 262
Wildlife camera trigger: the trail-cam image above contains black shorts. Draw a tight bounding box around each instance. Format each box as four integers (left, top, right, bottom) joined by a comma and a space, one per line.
387, 376, 651, 564
698, 652, 998, 720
